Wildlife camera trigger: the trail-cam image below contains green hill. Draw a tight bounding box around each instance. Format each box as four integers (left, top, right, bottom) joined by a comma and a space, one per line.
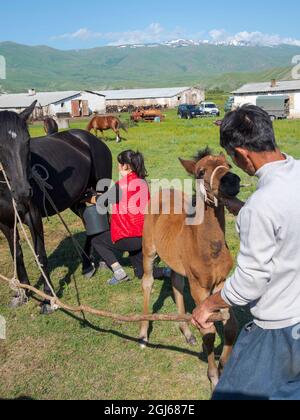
0, 41, 298, 93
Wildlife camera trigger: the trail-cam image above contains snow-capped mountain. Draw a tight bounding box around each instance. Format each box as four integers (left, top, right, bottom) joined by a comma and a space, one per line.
116, 38, 289, 49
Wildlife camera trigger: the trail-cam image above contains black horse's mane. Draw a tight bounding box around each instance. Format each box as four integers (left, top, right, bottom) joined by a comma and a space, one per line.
194, 147, 214, 162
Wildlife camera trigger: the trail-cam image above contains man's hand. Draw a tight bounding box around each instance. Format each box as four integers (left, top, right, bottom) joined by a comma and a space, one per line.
223, 197, 245, 216
192, 300, 215, 330
192, 292, 231, 331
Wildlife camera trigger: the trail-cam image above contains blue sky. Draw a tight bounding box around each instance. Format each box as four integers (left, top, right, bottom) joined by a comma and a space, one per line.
1, 0, 300, 49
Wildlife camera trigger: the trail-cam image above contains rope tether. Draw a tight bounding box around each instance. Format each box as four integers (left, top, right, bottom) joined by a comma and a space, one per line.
0, 163, 228, 325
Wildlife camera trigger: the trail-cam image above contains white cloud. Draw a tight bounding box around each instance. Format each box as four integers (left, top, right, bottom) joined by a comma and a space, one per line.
52, 25, 300, 47
52, 23, 182, 45
208, 29, 300, 47
52, 28, 102, 41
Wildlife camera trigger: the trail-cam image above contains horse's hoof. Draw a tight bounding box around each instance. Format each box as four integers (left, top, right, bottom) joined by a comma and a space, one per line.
139, 338, 148, 350
9, 296, 28, 309
40, 304, 56, 316
186, 335, 197, 346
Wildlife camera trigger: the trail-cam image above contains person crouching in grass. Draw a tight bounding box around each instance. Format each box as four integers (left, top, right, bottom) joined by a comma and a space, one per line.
86, 150, 170, 286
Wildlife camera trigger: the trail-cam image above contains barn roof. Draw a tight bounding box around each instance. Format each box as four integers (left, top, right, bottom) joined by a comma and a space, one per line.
0, 90, 105, 109
233, 80, 300, 95
96, 87, 193, 100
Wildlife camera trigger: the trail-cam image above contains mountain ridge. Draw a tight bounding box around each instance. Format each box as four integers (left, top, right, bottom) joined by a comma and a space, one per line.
0, 41, 297, 93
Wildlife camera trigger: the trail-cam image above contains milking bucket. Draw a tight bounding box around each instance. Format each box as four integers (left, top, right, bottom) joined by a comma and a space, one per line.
80, 205, 110, 236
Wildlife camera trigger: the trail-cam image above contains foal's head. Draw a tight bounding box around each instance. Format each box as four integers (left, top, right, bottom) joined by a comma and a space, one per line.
0, 101, 36, 211
179, 147, 241, 205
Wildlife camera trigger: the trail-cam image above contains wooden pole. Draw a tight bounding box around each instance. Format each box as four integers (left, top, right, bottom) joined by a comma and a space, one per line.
0, 274, 228, 324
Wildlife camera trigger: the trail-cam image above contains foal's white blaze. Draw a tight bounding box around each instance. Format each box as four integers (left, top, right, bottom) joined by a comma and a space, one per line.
8, 130, 17, 140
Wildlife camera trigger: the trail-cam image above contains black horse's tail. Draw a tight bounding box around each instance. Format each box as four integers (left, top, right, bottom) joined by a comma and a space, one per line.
116, 118, 128, 133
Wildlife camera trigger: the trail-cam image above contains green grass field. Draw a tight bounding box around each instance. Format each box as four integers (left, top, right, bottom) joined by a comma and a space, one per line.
1, 109, 300, 400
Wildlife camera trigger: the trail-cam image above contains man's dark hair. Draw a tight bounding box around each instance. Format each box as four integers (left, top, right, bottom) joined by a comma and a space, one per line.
220, 105, 277, 154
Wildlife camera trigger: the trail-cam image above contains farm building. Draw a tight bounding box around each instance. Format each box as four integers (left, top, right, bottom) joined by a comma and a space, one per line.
97, 87, 205, 109
233, 80, 300, 118
0, 89, 106, 119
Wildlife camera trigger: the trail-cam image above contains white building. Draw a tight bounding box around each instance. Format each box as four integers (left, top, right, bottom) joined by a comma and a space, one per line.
0, 90, 106, 118
97, 86, 205, 109
233, 80, 300, 119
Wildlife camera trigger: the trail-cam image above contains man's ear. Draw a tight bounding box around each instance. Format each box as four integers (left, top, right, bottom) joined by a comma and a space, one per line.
179, 158, 196, 175
235, 147, 249, 161
19, 101, 37, 121
235, 147, 256, 175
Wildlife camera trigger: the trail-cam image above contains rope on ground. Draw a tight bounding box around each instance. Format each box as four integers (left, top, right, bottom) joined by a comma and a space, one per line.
0, 273, 227, 324
0, 164, 228, 325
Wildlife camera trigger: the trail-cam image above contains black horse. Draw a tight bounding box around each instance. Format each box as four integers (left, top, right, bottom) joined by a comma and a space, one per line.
0, 102, 112, 314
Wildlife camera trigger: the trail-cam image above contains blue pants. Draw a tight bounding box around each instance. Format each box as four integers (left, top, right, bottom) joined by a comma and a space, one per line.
213, 322, 300, 400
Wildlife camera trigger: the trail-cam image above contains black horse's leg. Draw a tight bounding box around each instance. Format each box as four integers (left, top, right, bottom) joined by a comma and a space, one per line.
25, 204, 55, 315
0, 222, 30, 307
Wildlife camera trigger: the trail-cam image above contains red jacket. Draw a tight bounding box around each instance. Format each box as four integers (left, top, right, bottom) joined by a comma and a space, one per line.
111, 172, 150, 243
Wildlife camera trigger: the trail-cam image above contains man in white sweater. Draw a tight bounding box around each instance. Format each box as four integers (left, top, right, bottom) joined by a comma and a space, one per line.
192, 105, 300, 400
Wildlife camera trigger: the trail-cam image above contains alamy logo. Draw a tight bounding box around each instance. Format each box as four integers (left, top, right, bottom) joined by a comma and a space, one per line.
292, 55, 300, 80
0, 315, 6, 340
292, 324, 300, 341
0, 55, 6, 80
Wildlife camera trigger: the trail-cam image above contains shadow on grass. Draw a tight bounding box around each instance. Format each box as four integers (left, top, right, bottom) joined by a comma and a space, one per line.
97, 135, 127, 143
60, 308, 203, 359
33, 232, 87, 298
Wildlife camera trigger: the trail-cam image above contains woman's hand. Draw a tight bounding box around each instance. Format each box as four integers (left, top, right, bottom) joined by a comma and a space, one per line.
81, 194, 101, 205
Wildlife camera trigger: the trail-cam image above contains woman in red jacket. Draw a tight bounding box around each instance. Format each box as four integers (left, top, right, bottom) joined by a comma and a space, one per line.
91, 150, 170, 285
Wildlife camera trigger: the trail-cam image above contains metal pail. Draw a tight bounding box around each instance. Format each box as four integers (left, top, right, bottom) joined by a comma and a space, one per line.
81, 205, 110, 236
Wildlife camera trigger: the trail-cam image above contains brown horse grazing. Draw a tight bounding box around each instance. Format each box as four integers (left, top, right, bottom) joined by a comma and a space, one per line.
140, 149, 241, 388
44, 117, 58, 135
87, 116, 127, 143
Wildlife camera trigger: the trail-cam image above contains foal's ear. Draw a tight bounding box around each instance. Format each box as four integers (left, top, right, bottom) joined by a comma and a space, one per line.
19, 101, 37, 122
179, 158, 196, 175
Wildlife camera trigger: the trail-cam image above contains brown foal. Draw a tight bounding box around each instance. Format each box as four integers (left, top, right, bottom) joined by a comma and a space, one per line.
140, 149, 240, 388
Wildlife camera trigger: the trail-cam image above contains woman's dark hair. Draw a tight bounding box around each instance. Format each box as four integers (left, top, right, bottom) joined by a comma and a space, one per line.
220, 105, 277, 154
118, 150, 148, 179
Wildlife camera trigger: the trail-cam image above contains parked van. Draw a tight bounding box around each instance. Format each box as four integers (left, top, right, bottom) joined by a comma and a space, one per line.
256, 95, 290, 121
199, 102, 220, 117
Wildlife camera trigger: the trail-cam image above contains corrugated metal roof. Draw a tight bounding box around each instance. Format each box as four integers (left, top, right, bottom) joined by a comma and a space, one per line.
0, 87, 195, 109
96, 87, 192, 100
233, 80, 300, 95
0, 90, 105, 109
0, 91, 82, 108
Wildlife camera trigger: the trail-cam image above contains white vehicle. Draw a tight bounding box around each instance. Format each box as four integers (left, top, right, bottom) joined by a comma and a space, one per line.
199, 102, 220, 116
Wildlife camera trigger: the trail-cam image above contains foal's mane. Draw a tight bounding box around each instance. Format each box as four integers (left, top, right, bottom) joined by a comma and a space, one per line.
194, 147, 214, 162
